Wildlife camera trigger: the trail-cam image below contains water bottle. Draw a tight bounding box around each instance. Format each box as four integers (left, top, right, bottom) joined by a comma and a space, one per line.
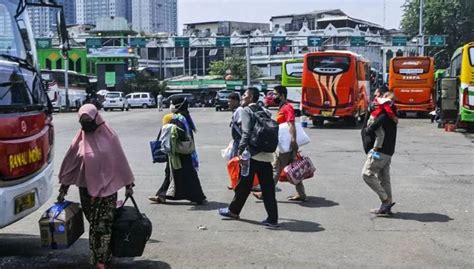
371, 150, 381, 160
241, 149, 251, 177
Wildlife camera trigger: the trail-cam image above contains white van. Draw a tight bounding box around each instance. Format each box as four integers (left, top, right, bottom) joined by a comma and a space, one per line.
125, 92, 156, 108
103, 91, 129, 111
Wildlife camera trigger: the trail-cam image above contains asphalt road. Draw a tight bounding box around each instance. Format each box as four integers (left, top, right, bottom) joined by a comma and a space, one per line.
1, 108, 473, 269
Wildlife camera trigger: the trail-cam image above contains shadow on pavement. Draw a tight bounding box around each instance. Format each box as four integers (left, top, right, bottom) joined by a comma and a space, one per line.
309, 121, 362, 130
392, 212, 454, 222
189, 201, 229, 211
233, 218, 325, 233
278, 196, 339, 208
0, 233, 170, 269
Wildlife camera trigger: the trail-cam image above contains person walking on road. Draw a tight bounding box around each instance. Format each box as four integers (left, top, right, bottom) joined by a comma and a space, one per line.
228, 92, 243, 158
148, 97, 207, 205
361, 86, 398, 216
57, 104, 135, 269
157, 94, 163, 111
218, 88, 279, 228
253, 85, 307, 201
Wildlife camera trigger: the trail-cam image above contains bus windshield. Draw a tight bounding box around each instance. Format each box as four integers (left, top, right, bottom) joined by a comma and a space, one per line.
285, 62, 303, 78
0, 2, 27, 59
393, 58, 431, 75
307, 56, 350, 75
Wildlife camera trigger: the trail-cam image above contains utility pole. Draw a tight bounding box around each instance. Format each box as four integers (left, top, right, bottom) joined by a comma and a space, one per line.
419, 0, 424, 56
246, 35, 251, 87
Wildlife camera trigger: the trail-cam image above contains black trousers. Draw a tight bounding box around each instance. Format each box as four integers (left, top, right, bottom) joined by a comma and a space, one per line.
229, 159, 278, 223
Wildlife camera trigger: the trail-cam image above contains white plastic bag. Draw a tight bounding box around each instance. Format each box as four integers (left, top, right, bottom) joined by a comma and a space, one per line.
221, 140, 234, 161
278, 122, 311, 153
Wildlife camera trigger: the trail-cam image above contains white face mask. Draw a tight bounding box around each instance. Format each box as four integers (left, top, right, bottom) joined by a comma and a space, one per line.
170, 104, 178, 113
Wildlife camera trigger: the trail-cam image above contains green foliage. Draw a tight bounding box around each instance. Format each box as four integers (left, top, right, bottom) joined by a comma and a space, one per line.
209, 52, 261, 80
123, 73, 167, 98
400, 0, 474, 68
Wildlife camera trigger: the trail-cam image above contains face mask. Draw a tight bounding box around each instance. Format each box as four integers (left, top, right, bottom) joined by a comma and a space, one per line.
80, 116, 101, 132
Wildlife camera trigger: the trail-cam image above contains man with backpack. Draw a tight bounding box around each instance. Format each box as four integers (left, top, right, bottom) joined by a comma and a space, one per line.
218, 88, 279, 228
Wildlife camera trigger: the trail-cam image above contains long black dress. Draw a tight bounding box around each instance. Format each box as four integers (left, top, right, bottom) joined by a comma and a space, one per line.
155, 119, 206, 203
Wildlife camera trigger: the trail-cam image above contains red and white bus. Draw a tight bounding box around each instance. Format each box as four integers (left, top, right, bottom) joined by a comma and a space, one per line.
0, 0, 64, 229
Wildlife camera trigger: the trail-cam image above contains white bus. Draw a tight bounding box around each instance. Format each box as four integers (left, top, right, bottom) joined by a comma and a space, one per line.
42, 69, 90, 111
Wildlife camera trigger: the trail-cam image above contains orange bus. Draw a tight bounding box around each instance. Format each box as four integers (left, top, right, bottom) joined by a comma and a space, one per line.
389, 56, 435, 114
302, 51, 370, 126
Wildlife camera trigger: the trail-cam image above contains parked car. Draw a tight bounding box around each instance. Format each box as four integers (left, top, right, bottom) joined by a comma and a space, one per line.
264, 91, 278, 108
103, 91, 129, 111
163, 93, 196, 108
125, 92, 156, 108
215, 90, 237, 111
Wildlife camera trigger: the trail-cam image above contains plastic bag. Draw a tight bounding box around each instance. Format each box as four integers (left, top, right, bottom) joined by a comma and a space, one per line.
278, 122, 311, 153
227, 157, 259, 189
221, 140, 234, 161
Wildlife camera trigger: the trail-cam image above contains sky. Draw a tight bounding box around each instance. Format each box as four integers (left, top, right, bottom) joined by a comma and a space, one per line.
178, 0, 407, 32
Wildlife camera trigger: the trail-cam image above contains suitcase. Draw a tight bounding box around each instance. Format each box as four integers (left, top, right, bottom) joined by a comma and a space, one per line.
112, 195, 152, 257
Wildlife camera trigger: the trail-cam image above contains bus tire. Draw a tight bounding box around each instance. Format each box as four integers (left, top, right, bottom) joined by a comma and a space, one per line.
142, 103, 148, 109
344, 117, 357, 127
312, 118, 324, 127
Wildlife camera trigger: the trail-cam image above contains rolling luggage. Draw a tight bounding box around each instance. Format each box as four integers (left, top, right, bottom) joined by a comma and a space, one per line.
112, 195, 152, 257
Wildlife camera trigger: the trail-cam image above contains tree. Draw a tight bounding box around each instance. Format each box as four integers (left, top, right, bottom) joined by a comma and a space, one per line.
123, 72, 167, 98
400, 0, 474, 68
209, 53, 261, 80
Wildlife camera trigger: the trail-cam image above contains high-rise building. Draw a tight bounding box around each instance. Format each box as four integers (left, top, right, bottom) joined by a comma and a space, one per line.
28, 0, 76, 38
132, 0, 177, 34
76, 0, 128, 25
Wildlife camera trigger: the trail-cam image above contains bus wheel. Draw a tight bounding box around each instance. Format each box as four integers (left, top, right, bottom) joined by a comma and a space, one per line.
344, 117, 357, 127
312, 118, 324, 127
142, 103, 148, 109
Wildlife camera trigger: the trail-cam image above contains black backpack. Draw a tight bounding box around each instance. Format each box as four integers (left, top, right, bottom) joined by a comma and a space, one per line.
247, 105, 279, 153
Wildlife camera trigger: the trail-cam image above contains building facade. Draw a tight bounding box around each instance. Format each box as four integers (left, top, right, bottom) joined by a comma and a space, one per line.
184, 21, 271, 37
132, 0, 177, 34
28, 0, 76, 38
76, 0, 128, 25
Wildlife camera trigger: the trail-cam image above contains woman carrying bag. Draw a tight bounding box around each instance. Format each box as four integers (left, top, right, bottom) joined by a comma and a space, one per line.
148, 97, 207, 205
57, 104, 135, 269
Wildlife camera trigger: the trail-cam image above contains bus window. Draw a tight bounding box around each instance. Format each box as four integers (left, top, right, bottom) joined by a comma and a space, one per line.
392, 58, 431, 75
285, 62, 303, 78
469, 47, 474, 66
451, 55, 462, 77
307, 56, 350, 75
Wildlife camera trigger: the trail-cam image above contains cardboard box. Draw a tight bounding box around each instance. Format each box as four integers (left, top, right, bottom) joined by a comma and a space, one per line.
39, 201, 84, 249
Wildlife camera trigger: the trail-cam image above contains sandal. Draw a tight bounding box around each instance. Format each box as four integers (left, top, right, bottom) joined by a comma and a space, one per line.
252, 192, 263, 200
148, 196, 166, 204
287, 195, 307, 202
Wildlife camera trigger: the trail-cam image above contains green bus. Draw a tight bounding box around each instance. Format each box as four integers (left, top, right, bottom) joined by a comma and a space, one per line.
440, 42, 474, 128
281, 59, 303, 110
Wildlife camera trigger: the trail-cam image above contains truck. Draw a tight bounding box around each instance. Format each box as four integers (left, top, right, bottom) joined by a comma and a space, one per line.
0, 0, 69, 229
